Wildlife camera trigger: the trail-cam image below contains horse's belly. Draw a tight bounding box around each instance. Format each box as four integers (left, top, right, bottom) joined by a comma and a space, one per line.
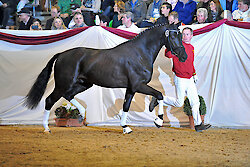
86, 72, 128, 88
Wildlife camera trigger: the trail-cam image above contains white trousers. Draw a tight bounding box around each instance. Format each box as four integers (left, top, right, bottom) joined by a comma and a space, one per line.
162, 75, 202, 125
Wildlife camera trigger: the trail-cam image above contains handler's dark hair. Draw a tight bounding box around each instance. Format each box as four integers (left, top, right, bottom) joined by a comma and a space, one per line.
182, 27, 193, 35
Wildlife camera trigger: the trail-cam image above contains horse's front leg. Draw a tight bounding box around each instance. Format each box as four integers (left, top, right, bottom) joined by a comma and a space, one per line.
120, 89, 134, 134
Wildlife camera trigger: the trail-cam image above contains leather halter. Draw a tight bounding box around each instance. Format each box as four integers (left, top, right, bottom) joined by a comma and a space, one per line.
165, 29, 184, 56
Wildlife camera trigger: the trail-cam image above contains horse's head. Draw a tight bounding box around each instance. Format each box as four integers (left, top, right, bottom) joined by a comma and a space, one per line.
164, 23, 187, 62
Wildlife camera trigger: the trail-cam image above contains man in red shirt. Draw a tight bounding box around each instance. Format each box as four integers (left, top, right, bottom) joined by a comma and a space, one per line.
152, 27, 211, 132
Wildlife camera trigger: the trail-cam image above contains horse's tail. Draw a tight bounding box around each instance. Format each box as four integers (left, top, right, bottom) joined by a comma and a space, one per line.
24, 53, 60, 109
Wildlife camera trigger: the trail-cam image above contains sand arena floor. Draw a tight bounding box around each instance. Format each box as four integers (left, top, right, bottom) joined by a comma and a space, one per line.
0, 125, 249, 167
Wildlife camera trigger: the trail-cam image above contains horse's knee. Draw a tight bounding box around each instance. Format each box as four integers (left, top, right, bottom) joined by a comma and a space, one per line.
156, 92, 163, 100
123, 103, 130, 112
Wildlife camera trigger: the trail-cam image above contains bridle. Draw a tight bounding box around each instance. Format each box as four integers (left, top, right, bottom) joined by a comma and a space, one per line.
165, 29, 184, 56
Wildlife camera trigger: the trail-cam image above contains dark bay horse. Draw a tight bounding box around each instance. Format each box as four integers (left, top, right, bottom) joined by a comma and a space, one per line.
25, 23, 187, 134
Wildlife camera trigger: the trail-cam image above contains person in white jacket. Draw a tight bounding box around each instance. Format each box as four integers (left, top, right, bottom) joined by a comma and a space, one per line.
117, 11, 141, 34
232, 0, 250, 21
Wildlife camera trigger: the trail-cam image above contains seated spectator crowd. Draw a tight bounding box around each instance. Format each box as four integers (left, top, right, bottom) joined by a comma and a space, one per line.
0, 0, 249, 30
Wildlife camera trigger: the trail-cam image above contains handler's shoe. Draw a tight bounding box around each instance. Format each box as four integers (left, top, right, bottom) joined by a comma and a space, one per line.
154, 117, 163, 128
149, 97, 158, 112
195, 123, 211, 132
123, 126, 133, 134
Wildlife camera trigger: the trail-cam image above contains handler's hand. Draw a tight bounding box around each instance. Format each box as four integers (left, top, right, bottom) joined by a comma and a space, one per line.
193, 75, 198, 83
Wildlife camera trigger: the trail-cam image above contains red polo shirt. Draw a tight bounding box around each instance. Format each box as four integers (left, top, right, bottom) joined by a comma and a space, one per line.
165, 42, 196, 79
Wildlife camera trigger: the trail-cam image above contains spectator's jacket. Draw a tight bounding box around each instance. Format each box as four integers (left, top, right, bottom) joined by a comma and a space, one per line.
18, 16, 34, 30
146, 0, 163, 19
165, 42, 195, 79
57, 0, 81, 14
1, 0, 18, 8
173, 0, 196, 25
155, 15, 169, 25
219, 0, 238, 12
117, 23, 141, 34
82, 0, 101, 13
125, 0, 147, 23
111, 13, 122, 28
45, 17, 67, 30
232, 8, 250, 22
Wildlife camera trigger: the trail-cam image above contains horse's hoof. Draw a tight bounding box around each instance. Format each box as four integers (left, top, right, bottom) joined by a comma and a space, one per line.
149, 97, 158, 112
123, 126, 133, 134
154, 117, 163, 128
44, 129, 51, 134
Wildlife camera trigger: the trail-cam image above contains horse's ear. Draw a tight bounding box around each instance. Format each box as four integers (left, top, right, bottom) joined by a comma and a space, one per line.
176, 22, 181, 28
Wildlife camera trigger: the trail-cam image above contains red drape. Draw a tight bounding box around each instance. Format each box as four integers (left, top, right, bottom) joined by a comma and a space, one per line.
0, 20, 249, 45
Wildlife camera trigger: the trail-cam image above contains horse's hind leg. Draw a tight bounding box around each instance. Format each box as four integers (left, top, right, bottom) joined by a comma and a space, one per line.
121, 89, 134, 134
43, 89, 62, 132
136, 83, 163, 111
136, 83, 164, 127
64, 82, 93, 122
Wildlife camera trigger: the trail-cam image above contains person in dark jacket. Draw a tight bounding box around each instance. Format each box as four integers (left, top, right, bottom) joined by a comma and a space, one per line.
110, 0, 125, 28
45, 5, 62, 30
17, 7, 34, 30
0, 0, 18, 29
173, 0, 197, 25
155, 2, 172, 25
125, 0, 147, 24
208, 0, 223, 22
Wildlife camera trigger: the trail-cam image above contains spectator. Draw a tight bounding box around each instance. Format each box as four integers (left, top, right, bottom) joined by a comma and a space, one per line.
98, 14, 110, 26
81, 0, 101, 13
64, 4, 82, 28
139, 0, 165, 27
51, 17, 68, 30
193, 8, 209, 24
81, 0, 101, 26
155, 2, 173, 25
57, 0, 81, 18
173, 0, 197, 25
0, 0, 18, 29
100, 0, 115, 19
30, 18, 42, 30
125, 0, 147, 24
146, 0, 163, 21
232, 0, 250, 21
117, 11, 141, 33
168, 11, 179, 24
45, 5, 61, 30
197, 0, 210, 11
219, 0, 238, 12
71, 12, 88, 29
17, 7, 34, 30
110, 0, 125, 28
208, 0, 223, 22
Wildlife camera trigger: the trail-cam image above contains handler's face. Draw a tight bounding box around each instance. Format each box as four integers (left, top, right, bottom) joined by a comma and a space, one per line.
182, 29, 193, 43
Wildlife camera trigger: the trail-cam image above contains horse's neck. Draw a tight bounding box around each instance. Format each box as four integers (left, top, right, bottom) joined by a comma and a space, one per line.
135, 28, 164, 64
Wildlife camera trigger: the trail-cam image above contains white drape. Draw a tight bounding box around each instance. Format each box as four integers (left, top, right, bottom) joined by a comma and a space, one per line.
0, 24, 249, 128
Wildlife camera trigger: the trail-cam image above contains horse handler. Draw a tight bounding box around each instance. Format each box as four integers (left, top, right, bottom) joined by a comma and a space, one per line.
150, 27, 211, 132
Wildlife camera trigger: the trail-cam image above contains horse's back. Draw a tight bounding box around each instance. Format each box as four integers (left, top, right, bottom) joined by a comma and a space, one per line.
54, 47, 130, 88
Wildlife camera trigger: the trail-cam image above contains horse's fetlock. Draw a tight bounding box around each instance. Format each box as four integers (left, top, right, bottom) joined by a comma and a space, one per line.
157, 93, 163, 100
